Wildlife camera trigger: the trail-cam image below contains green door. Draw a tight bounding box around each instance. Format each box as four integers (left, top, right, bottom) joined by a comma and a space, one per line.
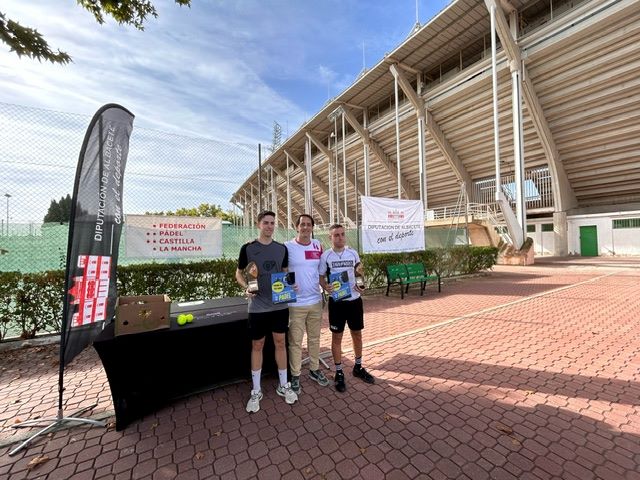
579, 225, 598, 256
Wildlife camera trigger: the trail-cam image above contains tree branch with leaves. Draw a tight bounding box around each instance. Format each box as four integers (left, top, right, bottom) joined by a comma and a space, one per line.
1, 0, 190, 64
145, 203, 241, 223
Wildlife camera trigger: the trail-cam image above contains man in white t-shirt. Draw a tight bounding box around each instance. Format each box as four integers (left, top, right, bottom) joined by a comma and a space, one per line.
285, 214, 330, 394
319, 224, 375, 393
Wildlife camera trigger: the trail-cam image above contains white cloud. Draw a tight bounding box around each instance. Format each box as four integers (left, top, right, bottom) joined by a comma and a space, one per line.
0, 0, 450, 223
317, 65, 337, 84
0, 0, 309, 143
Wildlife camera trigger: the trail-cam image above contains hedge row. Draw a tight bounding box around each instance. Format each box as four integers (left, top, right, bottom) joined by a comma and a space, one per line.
0, 246, 496, 341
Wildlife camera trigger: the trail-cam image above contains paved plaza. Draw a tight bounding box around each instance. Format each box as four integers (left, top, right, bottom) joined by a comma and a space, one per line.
1, 257, 639, 479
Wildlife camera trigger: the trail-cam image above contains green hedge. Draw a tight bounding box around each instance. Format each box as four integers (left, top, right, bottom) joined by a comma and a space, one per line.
0, 247, 496, 341
117, 259, 241, 300
361, 246, 497, 288
0, 270, 65, 341
0, 272, 21, 341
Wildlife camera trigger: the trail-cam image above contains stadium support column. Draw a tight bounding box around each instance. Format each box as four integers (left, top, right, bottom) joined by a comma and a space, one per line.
363, 109, 370, 197
489, 2, 524, 248
304, 136, 313, 215
328, 134, 335, 222
286, 155, 292, 230
414, 71, 427, 212
342, 102, 415, 199
270, 167, 277, 220
305, 132, 356, 221
246, 190, 251, 226
553, 211, 568, 256
243, 191, 248, 226
341, 111, 348, 222
250, 185, 256, 225
511, 59, 527, 244
394, 74, 402, 199
258, 144, 263, 212
507, 0, 526, 242
418, 114, 427, 211
389, 63, 433, 211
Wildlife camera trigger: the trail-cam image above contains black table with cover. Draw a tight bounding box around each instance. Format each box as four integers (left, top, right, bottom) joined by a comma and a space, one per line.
93, 297, 276, 430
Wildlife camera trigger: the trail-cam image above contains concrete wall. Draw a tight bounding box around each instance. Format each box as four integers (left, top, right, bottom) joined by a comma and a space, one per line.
526, 222, 555, 256
567, 215, 616, 256
527, 211, 640, 256
612, 227, 640, 255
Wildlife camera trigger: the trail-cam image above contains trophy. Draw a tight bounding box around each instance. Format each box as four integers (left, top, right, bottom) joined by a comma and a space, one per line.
354, 262, 366, 289
244, 261, 259, 293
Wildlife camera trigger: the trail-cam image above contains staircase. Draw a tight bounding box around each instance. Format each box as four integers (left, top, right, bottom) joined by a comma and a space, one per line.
427, 202, 508, 247
428, 202, 534, 265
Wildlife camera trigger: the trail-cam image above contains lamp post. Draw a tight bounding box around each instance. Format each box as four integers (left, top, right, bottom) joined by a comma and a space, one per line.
4, 194, 10, 236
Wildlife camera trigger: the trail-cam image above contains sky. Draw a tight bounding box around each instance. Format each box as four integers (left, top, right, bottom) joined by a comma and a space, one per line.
0, 0, 450, 223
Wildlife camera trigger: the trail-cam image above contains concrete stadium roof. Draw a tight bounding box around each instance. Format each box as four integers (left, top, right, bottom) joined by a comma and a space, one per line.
232, 0, 640, 226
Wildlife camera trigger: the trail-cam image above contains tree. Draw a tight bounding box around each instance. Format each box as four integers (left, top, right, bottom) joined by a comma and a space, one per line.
145, 203, 240, 223
1, 1, 191, 64
43, 194, 72, 223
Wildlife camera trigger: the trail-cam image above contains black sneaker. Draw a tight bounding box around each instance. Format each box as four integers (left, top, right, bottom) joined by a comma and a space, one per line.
353, 365, 375, 384
334, 370, 346, 392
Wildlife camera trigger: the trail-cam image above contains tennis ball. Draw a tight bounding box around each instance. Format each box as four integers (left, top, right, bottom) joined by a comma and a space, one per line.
177, 314, 187, 326
186, 313, 194, 323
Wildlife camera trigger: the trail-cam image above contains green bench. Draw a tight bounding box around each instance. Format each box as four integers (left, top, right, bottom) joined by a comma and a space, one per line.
385, 263, 441, 299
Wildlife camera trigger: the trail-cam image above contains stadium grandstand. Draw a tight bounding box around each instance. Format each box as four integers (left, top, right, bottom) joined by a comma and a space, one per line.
231, 0, 640, 257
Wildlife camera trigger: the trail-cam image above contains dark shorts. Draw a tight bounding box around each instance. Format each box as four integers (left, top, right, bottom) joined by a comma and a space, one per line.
248, 308, 289, 340
328, 297, 364, 333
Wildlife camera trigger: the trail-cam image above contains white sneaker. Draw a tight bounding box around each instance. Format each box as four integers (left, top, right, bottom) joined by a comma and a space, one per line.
246, 390, 263, 413
276, 382, 298, 405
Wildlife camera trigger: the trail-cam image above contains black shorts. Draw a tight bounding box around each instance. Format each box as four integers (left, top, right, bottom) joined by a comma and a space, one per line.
248, 308, 289, 340
328, 297, 364, 333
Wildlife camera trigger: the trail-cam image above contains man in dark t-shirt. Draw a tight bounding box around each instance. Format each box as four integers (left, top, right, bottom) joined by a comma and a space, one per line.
235, 210, 298, 412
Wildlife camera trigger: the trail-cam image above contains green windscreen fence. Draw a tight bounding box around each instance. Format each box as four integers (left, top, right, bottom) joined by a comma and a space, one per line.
0, 225, 467, 273
0, 225, 291, 273
0, 101, 257, 272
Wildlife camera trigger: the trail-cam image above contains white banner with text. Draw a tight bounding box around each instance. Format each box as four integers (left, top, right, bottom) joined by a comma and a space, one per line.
125, 215, 222, 258
361, 196, 425, 253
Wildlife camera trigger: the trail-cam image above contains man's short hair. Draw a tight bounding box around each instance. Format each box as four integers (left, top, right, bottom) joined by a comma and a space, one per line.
329, 224, 343, 232
257, 210, 276, 223
295, 214, 315, 227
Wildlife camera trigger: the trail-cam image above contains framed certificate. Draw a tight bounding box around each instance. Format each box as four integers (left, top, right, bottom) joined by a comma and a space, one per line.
271, 272, 296, 304
329, 271, 351, 301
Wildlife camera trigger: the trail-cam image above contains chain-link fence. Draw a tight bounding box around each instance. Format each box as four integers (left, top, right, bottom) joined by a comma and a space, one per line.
0, 102, 270, 272
0, 102, 469, 274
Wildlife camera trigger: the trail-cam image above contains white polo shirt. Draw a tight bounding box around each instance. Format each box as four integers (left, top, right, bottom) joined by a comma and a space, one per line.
285, 238, 323, 306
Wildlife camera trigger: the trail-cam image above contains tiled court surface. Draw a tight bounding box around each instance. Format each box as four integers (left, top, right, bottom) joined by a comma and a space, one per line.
1, 257, 639, 479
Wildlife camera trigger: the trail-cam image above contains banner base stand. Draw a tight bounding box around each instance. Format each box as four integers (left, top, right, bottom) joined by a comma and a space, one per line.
9, 404, 105, 456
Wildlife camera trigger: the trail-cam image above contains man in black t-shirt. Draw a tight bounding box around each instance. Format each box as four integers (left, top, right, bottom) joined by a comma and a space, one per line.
236, 211, 298, 412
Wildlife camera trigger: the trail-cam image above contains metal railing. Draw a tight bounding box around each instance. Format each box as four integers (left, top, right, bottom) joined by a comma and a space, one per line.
473, 167, 554, 211
428, 202, 502, 221
428, 202, 512, 245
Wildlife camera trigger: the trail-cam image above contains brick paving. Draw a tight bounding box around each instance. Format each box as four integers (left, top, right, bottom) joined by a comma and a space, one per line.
1, 257, 639, 479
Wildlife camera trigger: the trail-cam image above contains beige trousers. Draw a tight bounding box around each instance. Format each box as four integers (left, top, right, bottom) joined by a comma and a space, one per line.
288, 301, 323, 376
